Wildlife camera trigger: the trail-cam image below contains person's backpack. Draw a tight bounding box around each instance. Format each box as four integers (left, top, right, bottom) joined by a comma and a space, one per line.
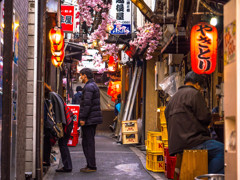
63, 102, 74, 136
44, 100, 64, 138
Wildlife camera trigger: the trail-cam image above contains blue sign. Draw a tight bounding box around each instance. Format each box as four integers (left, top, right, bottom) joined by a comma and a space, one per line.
111, 24, 131, 35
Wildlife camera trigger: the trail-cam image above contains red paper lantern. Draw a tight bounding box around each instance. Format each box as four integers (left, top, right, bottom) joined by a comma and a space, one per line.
51, 56, 63, 67
191, 22, 217, 74
125, 45, 136, 58
107, 81, 121, 102
49, 27, 65, 67
108, 56, 117, 72
49, 27, 64, 45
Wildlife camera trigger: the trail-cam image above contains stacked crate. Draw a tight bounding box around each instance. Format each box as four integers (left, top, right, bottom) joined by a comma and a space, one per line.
160, 106, 168, 147
146, 131, 165, 172
160, 106, 177, 179
122, 120, 138, 144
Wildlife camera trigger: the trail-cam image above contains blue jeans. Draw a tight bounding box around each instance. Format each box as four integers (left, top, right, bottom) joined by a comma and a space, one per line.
192, 140, 224, 174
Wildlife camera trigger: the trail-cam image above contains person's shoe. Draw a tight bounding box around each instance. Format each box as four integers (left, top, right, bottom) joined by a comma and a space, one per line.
55, 167, 72, 172
80, 167, 96, 173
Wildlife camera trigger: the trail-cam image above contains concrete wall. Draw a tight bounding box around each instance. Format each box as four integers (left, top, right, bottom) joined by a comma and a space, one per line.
25, 0, 35, 173
145, 58, 159, 138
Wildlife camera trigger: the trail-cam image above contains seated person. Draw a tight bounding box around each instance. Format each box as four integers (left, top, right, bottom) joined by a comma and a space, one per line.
165, 71, 224, 174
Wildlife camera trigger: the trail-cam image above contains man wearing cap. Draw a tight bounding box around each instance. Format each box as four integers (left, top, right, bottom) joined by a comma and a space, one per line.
165, 71, 224, 174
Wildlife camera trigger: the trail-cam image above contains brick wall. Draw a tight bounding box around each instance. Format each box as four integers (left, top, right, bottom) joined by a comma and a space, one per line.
13, 0, 29, 179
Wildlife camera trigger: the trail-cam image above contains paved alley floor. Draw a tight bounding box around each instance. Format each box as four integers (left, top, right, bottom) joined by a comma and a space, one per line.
43, 135, 167, 180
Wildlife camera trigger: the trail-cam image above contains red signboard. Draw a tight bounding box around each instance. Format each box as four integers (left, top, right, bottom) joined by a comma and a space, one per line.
191, 22, 217, 74
61, 5, 74, 32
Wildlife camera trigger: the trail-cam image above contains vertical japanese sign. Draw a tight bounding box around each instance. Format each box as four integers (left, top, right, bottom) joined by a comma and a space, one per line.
191, 22, 218, 74
61, 5, 74, 32
110, 0, 131, 35
224, 20, 236, 65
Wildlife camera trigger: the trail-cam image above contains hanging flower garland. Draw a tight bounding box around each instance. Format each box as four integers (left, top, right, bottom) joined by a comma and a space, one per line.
130, 23, 162, 60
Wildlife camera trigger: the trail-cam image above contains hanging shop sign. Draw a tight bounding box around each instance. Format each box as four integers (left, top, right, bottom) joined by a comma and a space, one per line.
190, 22, 217, 74
49, 27, 65, 67
110, 0, 131, 35
61, 5, 74, 32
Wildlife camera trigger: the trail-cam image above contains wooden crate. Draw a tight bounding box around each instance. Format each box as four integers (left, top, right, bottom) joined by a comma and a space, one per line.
122, 120, 138, 133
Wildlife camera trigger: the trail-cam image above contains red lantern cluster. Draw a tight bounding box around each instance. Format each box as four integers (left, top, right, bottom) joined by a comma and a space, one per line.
49, 27, 65, 67
191, 22, 217, 74
107, 81, 121, 102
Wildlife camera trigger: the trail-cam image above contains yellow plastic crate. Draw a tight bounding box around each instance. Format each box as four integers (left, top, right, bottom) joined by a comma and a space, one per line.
146, 151, 152, 171
161, 124, 168, 141
151, 140, 164, 153
122, 131, 138, 144
147, 131, 162, 151
146, 151, 165, 172
163, 140, 168, 147
122, 120, 138, 133
160, 106, 166, 124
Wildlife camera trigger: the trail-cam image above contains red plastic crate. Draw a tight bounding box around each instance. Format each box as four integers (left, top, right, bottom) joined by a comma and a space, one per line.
67, 133, 79, 147
166, 156, 177, 179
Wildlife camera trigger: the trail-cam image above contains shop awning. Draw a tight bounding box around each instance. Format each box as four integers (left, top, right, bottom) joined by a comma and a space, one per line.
64, 42, 85, 62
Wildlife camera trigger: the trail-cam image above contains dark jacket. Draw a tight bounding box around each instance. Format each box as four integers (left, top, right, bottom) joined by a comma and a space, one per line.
79, 79, 103, 126
72, 91, 82, 105
49, 92, 66, 124
165, 85, 212, 155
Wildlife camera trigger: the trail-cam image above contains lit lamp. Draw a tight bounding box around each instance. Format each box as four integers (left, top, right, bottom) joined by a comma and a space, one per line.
49, 26, 65, 67
191, 22, 217, 74
106, 24, 114, 32
210, 17, 218, 26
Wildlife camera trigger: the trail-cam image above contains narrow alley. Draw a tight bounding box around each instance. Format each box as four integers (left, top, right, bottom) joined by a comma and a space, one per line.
43, 135, 166, 180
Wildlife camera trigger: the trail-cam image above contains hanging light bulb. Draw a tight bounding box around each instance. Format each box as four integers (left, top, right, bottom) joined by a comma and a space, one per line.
210, 17, 218, 26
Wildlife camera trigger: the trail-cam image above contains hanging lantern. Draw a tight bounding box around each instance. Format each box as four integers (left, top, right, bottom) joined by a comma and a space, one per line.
190, 22, 217, 74
107, 81, 121, 102
49, 27, 65, 67
51, 56, 63, 67
125, 45, 136, 58
51, 46, 64, 57
49, 26, 64, 45
108, 56, 117, 72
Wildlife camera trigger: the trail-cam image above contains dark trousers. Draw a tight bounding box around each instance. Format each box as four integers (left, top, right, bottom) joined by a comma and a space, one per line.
82, 125, 97, 169
43, 133, 51, 164
58, 134, 72, 170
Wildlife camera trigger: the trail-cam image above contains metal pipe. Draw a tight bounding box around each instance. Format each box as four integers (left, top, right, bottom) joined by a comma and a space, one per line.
142, 59, 146, 144
36, 0, 45, 179
33, 0, 39, 178
122, 64, 138, 122
127, 67, 142, 120
1, 0, 13, 179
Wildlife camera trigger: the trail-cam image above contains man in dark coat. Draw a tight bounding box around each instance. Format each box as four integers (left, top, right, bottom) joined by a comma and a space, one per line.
165, 71, 224, 174
72, 86, 82, 104
78, 68, 103, 172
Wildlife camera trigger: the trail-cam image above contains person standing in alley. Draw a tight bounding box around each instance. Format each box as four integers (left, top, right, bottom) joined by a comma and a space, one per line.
72, 86, 83, 104
78, 68, 103, 172
164, 71, 224, 174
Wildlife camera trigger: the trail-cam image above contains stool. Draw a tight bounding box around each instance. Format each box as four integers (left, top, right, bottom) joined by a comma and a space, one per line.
174, 149, 208, 180
195, 174, 224, 180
